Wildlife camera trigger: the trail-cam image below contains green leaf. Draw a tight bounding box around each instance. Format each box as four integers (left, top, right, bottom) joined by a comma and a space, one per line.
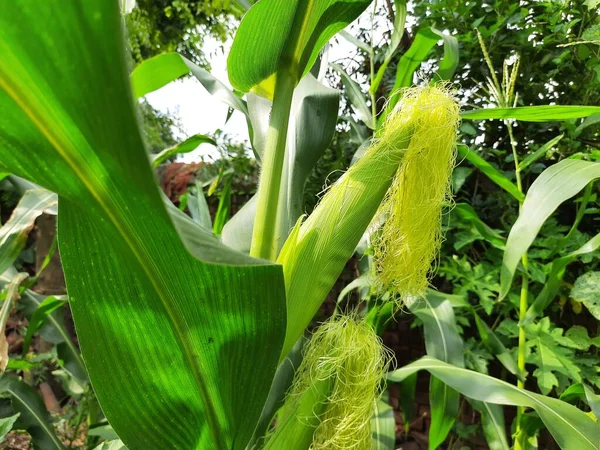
0, 268, 87, 381
453, 203, 506, 250
432, 28, 459, 81
382, 27, 457, 120
473, 311, 522, 380
406, 295, 463, 449
571, 271, 600, 320
331, 63, 373, 128
0, 189, 57, 276
520, 134, 564, 172
227, 0, 372, 94
500, 160, 600, 298
462, 106, 600, 122
392, 27, 440, 90
21, 296, 67, 356
212, 176, 232, 235
457, 145, 524, 202
222, 75, 339, 254
93, 440, 128, 450
371, 399, 395, 450
370, 0, 407, 94
0, 272, 27, 372
523, 233, 600, 323
388, 357, 600, 450
338, 30, 373, 54
468, 400, 509, 450
0, 377, 65, 450
0, 3, 286, 450
0, 413, 20, 442
152, 134, 216, 168
187, 180, 212, 231
131, 52, 249, 116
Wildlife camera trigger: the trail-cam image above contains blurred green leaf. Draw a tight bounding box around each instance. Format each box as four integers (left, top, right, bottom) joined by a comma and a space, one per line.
371, 399, 395, 450
152, 134, 216, 168
473, 311, 522, 380
388, 357, 600, 450
331, 63, 373, 128
457, 145, 524, 202
453, 203, 506, 250
0, 189, 57, 276
21, 296, 66, 356
520, 134, 564, 171
468, 400, 510, 450
0, 413, 19, 442
0, 377, 65, 450
212, 176, 232, 235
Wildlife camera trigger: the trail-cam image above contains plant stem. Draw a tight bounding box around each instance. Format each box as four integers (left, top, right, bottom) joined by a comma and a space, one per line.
369, 0, 378, 129
508, 122, 528, 450
250, 71, 296, 260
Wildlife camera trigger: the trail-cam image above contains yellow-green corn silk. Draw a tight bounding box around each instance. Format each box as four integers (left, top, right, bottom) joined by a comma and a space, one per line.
284, 315, 391, 450
374, 85, 460, 298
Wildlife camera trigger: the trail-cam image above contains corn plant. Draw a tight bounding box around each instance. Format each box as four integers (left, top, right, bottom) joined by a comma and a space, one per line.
0, 1, 600, 450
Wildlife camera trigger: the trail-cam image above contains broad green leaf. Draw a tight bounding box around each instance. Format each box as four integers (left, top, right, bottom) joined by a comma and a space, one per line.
500, 160, 600, 298
467, 400, 510, 450
457, 145, 524, 202
222, 75, 339, 254
152, 134, 216, 168
520, 134, 564, 171
0, 377, 65, 450
0, 272, 27, 372
388, 357, 600, 450
523, 232, 600, 324
571, 271, 600, 320
452, 203, 505, 249
0, 3, 286, 449
331, 63, 373, 128
462, 105, 600, 122
406, 296, 462, 449
227, 0, 372, 94
131, 52, 249, 116
21, 296, 67, 356
0, 189, 57, 276
371, 399, 395, 450
0, 413, 20, 442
